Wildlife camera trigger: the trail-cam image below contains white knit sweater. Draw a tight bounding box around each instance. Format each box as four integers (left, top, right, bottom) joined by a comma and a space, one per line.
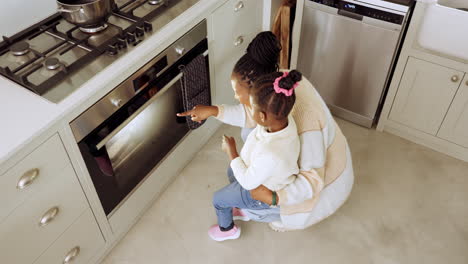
231, 116, 299, 191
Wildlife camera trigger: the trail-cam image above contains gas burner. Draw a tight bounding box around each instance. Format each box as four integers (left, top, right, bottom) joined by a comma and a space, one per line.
82, 25, 122, 47
10, 41, 30, 56
44, 58, 63, 70
148, 0, 164, 5
80, 24, 109, 34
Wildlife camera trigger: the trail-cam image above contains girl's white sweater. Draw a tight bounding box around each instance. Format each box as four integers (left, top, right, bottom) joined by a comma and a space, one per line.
231, 116, 299, 191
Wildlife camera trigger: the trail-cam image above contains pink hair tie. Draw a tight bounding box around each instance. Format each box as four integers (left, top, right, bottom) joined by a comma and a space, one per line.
273, 72, 299, 97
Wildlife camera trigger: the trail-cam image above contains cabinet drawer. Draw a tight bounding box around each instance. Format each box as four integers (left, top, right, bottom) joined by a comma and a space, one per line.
212, 0, 262, 51
34, 209, 105, 264
211, 0, 262, 103
0, 163, 88, 264
0, 134, 70, 223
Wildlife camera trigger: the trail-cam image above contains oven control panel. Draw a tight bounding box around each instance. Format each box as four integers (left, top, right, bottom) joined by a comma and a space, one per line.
309, 0, 405, 25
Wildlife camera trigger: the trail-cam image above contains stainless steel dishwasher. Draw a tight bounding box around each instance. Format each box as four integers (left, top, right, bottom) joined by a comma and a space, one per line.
297, 0, 408, 127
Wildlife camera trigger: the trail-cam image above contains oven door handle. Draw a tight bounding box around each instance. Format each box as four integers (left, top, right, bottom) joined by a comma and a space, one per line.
95, 72, 184, 151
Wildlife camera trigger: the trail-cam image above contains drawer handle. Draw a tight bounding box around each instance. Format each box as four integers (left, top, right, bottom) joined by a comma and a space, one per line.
17, 168, 40, 190
63, 246, 80, 263
451, 75, 460, 83
234, 1, 244, 12
234, 36, 244, 46
39, 206, 59, 227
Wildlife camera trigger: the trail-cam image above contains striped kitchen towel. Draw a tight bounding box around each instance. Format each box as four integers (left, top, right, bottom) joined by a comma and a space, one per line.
180, 54, 211, 129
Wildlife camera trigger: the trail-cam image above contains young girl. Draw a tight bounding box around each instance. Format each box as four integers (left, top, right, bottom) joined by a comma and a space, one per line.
208, 70, 303, 241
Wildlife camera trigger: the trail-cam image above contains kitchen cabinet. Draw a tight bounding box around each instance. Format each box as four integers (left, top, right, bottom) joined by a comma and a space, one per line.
33, 209, 105, 264
0, 134, 70, 223
438, 75, 468, 147
378, 1, 468, 162
210, 0, 263, 104
389, 57, 464, 135
0, 134, 100, 264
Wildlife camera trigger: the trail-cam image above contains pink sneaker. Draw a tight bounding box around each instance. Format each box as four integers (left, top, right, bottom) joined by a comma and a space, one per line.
232, 208, 250, 221
208, 225, 241, 241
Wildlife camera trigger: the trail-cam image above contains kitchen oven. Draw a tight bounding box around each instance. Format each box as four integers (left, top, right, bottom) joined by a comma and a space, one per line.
70, 20, 209, 216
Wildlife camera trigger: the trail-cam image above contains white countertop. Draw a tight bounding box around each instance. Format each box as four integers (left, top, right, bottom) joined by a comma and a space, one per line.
0, 0, 219, 165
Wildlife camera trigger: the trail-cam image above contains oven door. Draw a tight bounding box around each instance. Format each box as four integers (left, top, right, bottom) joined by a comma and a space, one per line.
105, 74, 187, 187
72, 20, 209, 216
78, 69, 191, 216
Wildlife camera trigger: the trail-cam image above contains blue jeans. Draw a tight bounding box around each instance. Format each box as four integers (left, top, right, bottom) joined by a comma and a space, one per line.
213, 167, 271, 228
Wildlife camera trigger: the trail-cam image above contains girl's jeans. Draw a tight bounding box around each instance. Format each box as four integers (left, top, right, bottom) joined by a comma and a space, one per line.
213, 166, 281, 228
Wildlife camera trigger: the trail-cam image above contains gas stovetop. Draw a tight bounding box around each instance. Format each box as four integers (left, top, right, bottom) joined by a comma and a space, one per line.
0, 0, 199, 103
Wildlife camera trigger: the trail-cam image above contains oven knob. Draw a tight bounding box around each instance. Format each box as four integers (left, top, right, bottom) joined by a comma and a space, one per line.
175, 46, 185, 56
117, 38, 127, 49
111, 98, 123, 108
135, 27, 145, 38
107, 45, 118, 56
126, 32, 136, 43
143, 21, 153, 32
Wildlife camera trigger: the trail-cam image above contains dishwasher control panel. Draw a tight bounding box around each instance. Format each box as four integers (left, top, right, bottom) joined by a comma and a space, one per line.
309, 0, 404, 25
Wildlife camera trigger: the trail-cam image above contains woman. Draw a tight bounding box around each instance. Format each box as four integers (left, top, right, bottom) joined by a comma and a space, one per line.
178, 32, 354, 231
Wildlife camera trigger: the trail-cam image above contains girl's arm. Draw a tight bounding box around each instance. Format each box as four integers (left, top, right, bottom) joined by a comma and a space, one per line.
231, 155, 280, 190
251, 130, 327, 205
222, 135, 276, 190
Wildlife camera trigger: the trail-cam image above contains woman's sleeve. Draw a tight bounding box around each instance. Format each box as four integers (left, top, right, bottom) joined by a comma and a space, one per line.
277, 131, 327, 205
215, 104, 256, 128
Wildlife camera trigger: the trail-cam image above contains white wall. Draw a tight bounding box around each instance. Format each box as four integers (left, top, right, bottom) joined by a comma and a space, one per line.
1, 0, 57, 37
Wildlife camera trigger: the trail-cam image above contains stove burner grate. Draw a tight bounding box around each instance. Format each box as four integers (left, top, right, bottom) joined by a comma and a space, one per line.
80, 24, 109, 33
0, 0, 171, 96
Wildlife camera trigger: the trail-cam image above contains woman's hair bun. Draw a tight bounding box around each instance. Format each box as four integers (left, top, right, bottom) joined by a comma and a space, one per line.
246, 31, 281, 67
279, 70, 302, 90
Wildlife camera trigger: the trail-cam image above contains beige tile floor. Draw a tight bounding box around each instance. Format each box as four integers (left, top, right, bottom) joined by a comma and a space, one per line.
102, 119, 468, 264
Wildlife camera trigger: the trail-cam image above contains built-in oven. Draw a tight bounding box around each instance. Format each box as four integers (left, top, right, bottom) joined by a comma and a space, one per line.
70, 20, 209, 216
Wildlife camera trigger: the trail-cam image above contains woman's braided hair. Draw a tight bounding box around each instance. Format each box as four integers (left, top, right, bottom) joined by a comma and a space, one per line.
252, 70, 302, 119
233, 31, 281, 86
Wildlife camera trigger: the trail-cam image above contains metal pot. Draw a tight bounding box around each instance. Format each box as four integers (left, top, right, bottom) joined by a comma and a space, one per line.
57, 0, 112, 29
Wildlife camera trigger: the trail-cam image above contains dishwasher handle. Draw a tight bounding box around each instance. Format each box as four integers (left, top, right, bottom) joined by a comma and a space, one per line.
337, 9, 363, 21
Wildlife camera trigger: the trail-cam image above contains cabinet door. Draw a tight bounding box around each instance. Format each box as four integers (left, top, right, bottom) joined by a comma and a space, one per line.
211, 0, 263, 104
0, 162, 88, 264
389, 57, 463, 135
438, 75, 468, 147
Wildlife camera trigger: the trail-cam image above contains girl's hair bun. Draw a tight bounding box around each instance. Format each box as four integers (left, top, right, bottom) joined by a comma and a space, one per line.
279, 70, 302, 90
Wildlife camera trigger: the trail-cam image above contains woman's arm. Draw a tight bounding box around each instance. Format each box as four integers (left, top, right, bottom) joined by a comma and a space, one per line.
250, 185, 276, 205
177, 104, 252, 128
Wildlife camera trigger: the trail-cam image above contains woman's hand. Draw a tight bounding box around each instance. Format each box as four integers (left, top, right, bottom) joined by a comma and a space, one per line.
250, 185, 277, 205
221, 135, 239, 160
176, 105, 218, 122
